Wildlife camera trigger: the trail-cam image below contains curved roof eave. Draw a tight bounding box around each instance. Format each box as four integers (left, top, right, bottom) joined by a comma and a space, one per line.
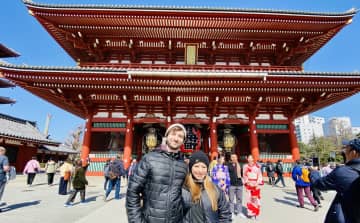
23, 0, 357, 17
0, 44, 20, 58
0, 96, 16, 104
1, 63, 360, 78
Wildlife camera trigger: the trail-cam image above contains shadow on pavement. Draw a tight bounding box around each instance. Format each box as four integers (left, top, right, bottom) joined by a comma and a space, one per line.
283, 196, 299, 203
84, 195, 100, 203
31, 183, 48, 187
274, 196, 315, 209
283, 190, 297, 196
0, 200, 41, 212
274, 197, 297, 207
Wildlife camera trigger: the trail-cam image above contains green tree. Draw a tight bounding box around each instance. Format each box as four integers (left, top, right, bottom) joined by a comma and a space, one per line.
301, 136, 343, 165
299, 142, 312, 159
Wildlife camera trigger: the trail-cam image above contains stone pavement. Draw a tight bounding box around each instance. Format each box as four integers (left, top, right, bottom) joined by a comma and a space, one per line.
0, 174, 335, 223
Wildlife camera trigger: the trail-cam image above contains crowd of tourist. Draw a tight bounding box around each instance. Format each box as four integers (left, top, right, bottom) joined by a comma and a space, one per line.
1, 125, 360, 222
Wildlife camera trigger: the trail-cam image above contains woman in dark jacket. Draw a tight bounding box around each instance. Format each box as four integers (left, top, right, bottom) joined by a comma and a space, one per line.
182, 151, 231, 223
64, 159, 88, 207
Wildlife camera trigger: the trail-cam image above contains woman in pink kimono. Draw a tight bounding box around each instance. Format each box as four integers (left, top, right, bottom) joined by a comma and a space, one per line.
243, 155, 263, 220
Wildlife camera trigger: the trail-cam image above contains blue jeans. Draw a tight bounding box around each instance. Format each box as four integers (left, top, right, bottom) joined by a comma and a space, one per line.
274, 173, 286, 187
105, 177, 121, 199
0, 177, 6, 201
229, 185, 243, 214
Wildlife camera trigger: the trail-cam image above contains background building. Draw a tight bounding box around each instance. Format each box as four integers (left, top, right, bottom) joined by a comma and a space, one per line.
0, 113, 77, 171
324, 117, 353, 138
352, 127, 360, 136
295, 115, 325, 144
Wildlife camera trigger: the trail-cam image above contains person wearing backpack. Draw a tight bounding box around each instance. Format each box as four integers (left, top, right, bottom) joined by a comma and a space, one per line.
274, 160, 286, 187
313, 138, 360, 223
104, 154, 125, 201
0, 146, 10, 212
291, 160, 319, 211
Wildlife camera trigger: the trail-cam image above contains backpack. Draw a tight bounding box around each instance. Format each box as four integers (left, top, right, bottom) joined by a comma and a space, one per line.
276, 163, 283, 173
267, 163, 274, 172
301, 167, 310, 183
108, 163, 118, 180
108, 160, 126, 179
7, 166, 16, 180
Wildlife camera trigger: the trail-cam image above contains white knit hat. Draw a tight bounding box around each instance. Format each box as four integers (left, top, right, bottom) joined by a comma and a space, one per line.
165, 123, 187, 139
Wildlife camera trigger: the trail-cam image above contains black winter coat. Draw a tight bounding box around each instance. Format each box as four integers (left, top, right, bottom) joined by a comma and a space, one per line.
182, 183, 232, 223
126, 149, 187, 223
313, 158, 360, 223
343, 175, 360, 223
227, 162, 243, 186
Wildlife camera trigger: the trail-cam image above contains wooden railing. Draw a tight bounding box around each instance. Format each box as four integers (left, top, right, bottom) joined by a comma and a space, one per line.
79, 62, 302, 72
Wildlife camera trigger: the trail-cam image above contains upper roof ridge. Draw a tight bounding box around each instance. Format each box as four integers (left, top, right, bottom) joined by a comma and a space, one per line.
23, 0, 357, 17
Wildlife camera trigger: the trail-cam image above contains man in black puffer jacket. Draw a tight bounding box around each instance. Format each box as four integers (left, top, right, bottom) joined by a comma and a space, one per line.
126, 124, 188, 223
313, 138, 360, 223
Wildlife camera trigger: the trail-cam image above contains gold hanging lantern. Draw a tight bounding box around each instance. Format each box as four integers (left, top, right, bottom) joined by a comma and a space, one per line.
146, 128, 157, 151
223, 129, 235, 153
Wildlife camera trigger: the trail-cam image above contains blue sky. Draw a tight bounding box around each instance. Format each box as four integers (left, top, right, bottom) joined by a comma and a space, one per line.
1, 0, 360, 142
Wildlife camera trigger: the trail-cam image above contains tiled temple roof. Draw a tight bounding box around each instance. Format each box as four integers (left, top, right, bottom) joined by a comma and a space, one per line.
0, 78, 15, 88
0, 96, 15, 104
0, 113, 59, 145
0, 43, 20, 58
23, 0, 357, 16
41, 144, 78, 154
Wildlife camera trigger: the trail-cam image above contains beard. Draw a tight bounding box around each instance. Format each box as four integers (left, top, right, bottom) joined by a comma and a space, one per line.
167, 143, 179, 151
166, 140, 181, 152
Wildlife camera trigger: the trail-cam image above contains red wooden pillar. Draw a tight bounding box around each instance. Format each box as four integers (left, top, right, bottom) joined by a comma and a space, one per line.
249, 117, 260, 161
289, 119, 300, 161
210, 120, 218, 160
81, 113, 92, 165
123, 117, 134, 169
